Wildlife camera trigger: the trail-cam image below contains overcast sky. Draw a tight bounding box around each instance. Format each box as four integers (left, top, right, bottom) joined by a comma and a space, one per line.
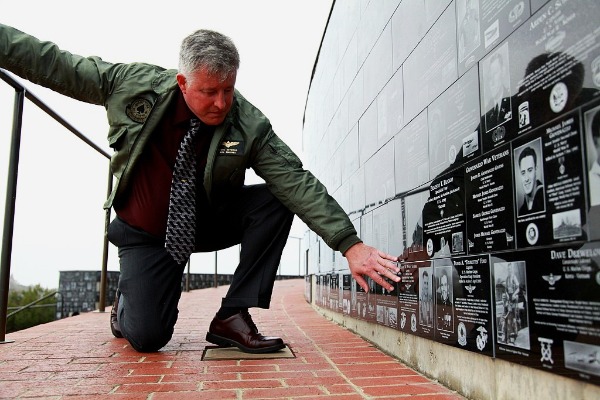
0, 0, 333, 288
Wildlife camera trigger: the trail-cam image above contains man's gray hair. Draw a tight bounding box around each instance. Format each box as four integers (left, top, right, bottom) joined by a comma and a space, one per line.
179, 29, 240, 81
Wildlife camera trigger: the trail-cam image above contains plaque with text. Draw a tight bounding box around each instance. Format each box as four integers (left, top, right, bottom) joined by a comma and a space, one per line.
513, 112, 586, 248
583, 102, 600, 240
304, 275, 312, 304
428, 66, 482, 177
433, 258, 457, 340
366, 276, 377, 323
457, 0, 530, 75
352, 279, 368, 321
397, 262, 430, 338
399, 261, 435, 340
465, 144, 516, 253
452, 255, 494, 356
492, 244, 600, 385
374, 279, 399, 329
342, 274, 352, 316
481, 0, 600, 153
329, 273, 340, 312
315, 275, 321, 308
423, 170, 467, 259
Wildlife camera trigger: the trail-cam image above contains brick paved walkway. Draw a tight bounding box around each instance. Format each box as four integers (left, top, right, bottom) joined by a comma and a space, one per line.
0, 279, 465, 399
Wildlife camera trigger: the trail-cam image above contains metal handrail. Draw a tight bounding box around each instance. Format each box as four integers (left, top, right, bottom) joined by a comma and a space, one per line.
6, 291, 58, 318
0, 69, 113, 343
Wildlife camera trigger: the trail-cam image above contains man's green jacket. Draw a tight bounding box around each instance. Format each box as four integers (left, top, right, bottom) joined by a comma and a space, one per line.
0, 23, 360, 253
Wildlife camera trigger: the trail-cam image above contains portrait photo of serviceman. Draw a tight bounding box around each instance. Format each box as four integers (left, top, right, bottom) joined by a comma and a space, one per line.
419, 268, 433, 327
514, 140, 545, 217
483, 44, 512, 133
585, 106, 600, 207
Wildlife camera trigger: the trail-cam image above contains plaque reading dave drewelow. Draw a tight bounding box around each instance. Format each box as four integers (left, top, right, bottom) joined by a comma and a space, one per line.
453, 254, 494, 356
423, 170, 467, 259
465, 143, 516, 253
457, 0, 530, 75
513, 111, 586, 248
428, 65, 481, 178
492, 243, 600, 385
481, 0, 600, 154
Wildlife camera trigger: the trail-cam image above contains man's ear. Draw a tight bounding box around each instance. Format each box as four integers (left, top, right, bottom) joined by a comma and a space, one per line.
176, 73, 187, 93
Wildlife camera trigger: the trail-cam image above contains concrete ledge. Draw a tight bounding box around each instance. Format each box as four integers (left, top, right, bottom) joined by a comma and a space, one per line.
314, 304, 600, 400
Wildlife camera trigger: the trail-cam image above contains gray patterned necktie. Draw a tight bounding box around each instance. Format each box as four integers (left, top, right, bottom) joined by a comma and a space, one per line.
165, 118, 201, 264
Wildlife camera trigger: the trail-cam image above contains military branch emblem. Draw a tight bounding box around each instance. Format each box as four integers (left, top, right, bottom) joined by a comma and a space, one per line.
219, 140, 245, 155
126, 98, 153, 123
223, 141, 240, 148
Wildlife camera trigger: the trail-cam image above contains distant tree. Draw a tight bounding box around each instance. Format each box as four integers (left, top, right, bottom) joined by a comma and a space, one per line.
7, 285, 56, 333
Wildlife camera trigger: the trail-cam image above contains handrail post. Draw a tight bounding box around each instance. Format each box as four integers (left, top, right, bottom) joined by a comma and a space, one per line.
98, 165, 113, 312
0, 89, 25, 344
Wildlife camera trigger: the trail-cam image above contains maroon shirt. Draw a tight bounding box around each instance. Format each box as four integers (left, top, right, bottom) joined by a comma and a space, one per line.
114, 91, 214, 237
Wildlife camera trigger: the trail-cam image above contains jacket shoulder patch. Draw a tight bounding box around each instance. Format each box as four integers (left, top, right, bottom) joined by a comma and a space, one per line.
126, 98, 152, 123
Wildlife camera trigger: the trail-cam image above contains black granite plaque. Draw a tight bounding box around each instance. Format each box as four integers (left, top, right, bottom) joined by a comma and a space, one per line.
329, 273, 340, 312
423, 170, 467, 259
481, 0, 600, 154
465, 144, 516, 253
342, 274, 352, 315
583, 102, 600, 240
434, 258, 456, 339
352, 278, 368, 320
452, 255, 494, 356
374, 278, 399, 329
514, 111, 586, 248
398, 261, 432, 338
492, 243, 600, 385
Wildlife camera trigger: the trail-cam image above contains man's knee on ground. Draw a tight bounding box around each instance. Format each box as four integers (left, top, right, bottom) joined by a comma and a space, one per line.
122, 319, 174, 352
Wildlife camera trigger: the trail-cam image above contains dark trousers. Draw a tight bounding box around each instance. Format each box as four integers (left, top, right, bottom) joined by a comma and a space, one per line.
107, 184, 294, 352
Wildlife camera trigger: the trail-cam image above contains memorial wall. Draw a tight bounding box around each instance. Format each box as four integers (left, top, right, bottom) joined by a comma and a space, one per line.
303, 0, 600, 387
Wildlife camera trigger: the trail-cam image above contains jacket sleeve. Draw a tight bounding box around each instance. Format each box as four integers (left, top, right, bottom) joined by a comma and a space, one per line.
0, 23, 121, 106
251, 124, 361, 254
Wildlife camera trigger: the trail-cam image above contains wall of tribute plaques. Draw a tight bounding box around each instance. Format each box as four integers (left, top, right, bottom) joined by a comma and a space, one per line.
303, 0, 600, 387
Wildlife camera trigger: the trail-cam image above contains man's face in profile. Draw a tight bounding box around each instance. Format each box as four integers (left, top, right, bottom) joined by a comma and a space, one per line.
519, 155, 536, 195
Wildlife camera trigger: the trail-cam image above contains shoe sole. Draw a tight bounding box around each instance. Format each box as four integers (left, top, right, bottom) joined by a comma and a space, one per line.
206, 332, 285, 354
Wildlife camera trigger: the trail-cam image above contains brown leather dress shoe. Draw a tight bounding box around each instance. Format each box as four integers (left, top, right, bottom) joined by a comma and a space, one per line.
110, 291, 123, 338
206, 311, 285, 353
